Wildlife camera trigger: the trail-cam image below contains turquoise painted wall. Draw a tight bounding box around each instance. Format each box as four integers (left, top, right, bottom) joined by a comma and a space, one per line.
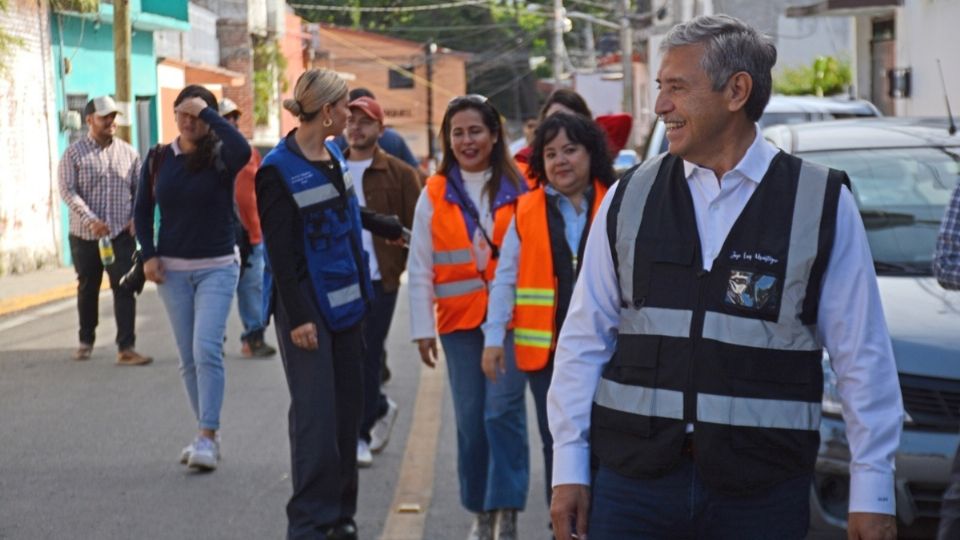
51, 14, 157, 152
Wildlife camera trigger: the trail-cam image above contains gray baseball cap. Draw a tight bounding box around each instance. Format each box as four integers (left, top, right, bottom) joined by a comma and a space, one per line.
84, 95, 121, 117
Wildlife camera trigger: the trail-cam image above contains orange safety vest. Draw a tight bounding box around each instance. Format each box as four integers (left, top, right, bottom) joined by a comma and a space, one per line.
426, 173, 519, 334
515, 160, 539, 191
512, 180, 608, 371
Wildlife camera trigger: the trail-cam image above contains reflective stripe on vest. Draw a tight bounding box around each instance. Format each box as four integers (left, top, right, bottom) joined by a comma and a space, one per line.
595, 379, 821, 430
594, 378, 685, 420
779, 161, 830, 323
697, 393, 821, 431
514, 328, 552, 348
619, 306, 692, 339
435, 277, 485, 299
434, 248, 473, 266
293, 183, 340, 207
516, 287, 555, 307
614, 154, 666, 305
328, 283, 362, 308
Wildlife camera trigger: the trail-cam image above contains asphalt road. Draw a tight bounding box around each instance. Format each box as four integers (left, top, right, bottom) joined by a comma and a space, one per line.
0, 282, 550, 540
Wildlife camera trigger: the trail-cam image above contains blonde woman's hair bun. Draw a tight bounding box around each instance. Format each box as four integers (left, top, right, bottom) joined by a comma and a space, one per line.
282, 98, 302, 116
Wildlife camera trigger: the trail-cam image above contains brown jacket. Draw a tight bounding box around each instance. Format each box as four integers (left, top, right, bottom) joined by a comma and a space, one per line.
345, 147, 424, 293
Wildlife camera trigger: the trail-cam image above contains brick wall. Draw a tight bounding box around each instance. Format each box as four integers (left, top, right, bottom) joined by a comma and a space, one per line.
217, 18, 254, 139
0, 0, 62, 274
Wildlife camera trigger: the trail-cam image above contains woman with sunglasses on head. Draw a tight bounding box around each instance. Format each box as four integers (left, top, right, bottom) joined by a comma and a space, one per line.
255, 69, 373, 540
135, 85, 250, 472
407, 95, 529, 540
481, 113, 615, 520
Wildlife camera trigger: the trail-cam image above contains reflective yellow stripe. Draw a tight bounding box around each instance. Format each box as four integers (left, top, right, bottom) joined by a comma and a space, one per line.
515, 328, 552, 348
516, 288, 554, 307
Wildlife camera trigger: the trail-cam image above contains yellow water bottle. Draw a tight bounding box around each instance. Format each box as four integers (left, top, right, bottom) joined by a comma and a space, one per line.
98, 236, 115, 266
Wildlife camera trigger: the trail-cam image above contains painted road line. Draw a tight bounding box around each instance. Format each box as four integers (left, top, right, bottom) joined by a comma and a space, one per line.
0, 298, 75, 334
380, 354, 446, 540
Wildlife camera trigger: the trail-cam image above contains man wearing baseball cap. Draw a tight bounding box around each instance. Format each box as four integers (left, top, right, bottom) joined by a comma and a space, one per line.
58, 95, 152, 365
220, 98, 276, 358
343, 95, 422, 467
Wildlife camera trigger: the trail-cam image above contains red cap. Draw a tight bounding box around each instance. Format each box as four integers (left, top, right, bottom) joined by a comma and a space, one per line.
348, 96, 385, 123
596, 113, 633, 155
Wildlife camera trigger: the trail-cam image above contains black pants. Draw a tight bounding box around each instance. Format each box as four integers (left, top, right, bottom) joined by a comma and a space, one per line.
275, 284, 364, 540
360, 281, 397, 443
69, 232, 137, 349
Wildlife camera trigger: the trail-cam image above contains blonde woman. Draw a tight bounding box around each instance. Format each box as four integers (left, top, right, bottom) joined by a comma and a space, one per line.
256, 69, 373, 540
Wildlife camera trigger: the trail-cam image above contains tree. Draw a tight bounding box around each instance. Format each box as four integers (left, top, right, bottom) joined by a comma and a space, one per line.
774, 56, 852, 97
0, 0, 24, 76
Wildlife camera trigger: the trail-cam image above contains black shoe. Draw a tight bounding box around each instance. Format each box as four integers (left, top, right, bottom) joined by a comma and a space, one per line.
322, 519, 357, 540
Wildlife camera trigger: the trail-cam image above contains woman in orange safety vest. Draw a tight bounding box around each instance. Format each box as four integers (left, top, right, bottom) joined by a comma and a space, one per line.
406, 94, 529, 540
481, 112, 616, 510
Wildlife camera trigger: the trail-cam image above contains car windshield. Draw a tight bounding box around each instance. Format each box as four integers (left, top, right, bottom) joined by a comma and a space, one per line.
800, 147, 959, 275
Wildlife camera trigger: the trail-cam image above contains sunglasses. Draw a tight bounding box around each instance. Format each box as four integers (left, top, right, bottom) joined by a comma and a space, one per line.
447, 94, 489, 110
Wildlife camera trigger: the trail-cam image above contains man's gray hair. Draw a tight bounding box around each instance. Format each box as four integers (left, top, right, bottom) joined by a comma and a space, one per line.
660, 14, 777, 122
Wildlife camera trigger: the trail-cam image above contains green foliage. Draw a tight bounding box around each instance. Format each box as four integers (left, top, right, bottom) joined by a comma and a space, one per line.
774, 55, 852, 97
50, 0, 100, 13
253, 38, 289, 127
0, 0, 24, 77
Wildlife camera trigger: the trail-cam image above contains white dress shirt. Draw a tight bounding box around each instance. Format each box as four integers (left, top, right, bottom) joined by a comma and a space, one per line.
408, 169, 493, 341
547, 127, 903, 515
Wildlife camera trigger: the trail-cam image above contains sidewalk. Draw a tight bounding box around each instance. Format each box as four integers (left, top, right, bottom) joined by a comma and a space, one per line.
0, 266, 78, 317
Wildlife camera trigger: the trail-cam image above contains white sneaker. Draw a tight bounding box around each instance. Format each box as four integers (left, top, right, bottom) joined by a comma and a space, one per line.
187, 436, 219, 471
179, 442, 194, 465
357, 439, 373, 468
370, 398, 399, 453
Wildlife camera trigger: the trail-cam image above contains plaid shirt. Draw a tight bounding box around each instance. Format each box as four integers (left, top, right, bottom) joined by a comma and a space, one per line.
935, 181, 960, 290
58, 135, 141, 241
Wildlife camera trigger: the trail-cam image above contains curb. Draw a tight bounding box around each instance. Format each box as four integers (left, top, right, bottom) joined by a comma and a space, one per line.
0, 282, 79, 318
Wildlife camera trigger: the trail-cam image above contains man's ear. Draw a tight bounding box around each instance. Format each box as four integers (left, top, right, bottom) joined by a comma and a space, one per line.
726, 71, 753, 114
85, 114, 94, 128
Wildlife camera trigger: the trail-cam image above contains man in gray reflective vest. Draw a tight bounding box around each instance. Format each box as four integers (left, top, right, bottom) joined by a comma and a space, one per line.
547, 14, 902, 540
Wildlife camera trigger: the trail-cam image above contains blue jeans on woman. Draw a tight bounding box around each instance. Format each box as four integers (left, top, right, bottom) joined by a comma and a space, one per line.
439, 328, 528, 513
236, 243, 268, 341
157, 263, 239, 430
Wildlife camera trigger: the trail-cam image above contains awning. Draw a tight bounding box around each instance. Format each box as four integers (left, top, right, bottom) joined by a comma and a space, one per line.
786, 0, 902, 17
159, 58, 245, 87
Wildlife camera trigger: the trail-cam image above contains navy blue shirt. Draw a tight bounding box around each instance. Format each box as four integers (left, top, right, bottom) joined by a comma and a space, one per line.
334, 127, 419, 169
134, 107, 251, 260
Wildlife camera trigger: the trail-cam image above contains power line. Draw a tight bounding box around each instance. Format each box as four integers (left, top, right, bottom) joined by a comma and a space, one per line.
288, 1, 487, 13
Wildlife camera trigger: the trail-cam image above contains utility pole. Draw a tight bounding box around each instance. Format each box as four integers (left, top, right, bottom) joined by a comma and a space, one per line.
113, 0, 132, 143
553, 0, 564, 86
425, 40, 436, 168
621, 0, 633, 120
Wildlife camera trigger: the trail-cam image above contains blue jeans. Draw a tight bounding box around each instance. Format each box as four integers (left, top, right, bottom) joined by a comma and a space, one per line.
527, 363, 554, 507
439, 328, 528, 513
360, 281, 396, 443
157, 263, 239, 431
236, 243, 268, 341
589, 461, 811, 540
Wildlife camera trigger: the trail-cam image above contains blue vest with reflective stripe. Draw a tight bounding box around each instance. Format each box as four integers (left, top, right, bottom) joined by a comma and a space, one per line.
261, 137, 372, 331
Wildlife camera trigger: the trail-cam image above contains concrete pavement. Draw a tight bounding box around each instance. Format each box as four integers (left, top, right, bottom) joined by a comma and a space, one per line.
0, 268, 551, 539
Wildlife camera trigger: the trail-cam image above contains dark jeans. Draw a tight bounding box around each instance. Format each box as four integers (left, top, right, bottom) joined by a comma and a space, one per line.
275, 285, 364, 540
360, 281, 397, 443
528, 363, 554, 507
589, 461, 811, 540
68, 232, 137, 349
938, 442, 960, 539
